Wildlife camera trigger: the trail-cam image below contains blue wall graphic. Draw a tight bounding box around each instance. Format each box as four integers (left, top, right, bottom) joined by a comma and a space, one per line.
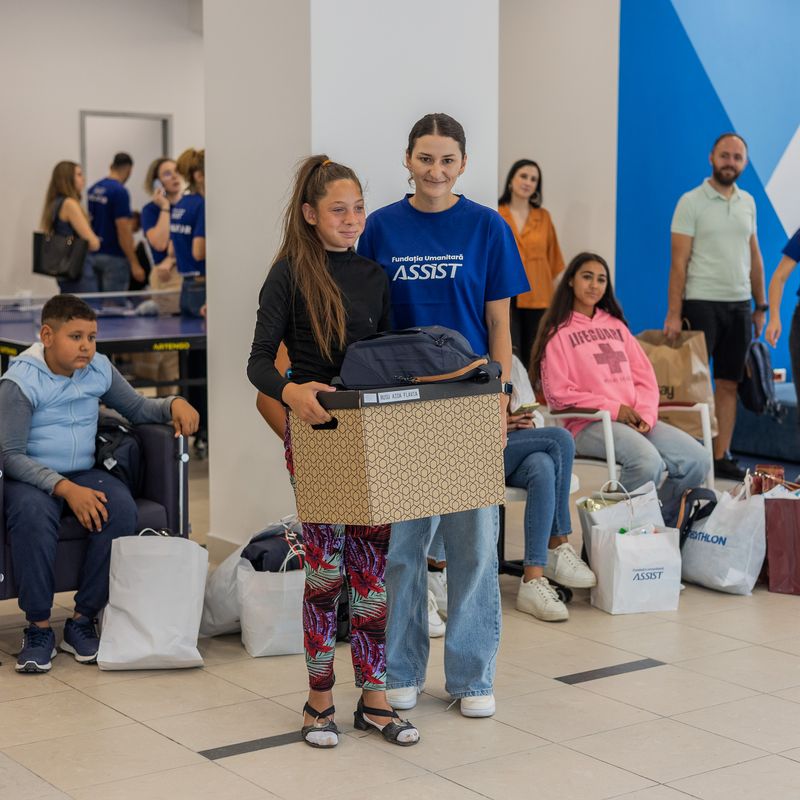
616, 0, 799, 375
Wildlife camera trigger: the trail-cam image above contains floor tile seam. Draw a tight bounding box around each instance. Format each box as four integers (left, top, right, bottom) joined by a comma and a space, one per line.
660, 658, 782, 692
0, 682, 74, 703
661, 752, 783, 792
431, 773, 496, 800
212, 756, 294, 800
0, 719, 139, 756
495, 652, 654, 682
247, 679, 358, 703
676, 614, 794, 642
646, 716, 775, 757
0, 751, 68, 799
760, 640, 800, 657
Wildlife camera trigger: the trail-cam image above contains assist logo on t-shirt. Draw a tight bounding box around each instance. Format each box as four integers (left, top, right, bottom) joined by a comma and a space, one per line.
390, 253, 464, 281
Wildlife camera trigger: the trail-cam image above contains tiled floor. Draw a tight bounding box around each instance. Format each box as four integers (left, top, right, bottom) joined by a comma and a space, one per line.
1, 462, 799, 799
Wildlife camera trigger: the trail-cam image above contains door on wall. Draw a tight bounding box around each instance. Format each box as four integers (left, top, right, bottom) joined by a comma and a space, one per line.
80, 112, 172, 216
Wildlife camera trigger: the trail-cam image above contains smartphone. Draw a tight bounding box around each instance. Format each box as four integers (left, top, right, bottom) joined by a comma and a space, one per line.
153, 179, 164, 193
513, 402, 540, 415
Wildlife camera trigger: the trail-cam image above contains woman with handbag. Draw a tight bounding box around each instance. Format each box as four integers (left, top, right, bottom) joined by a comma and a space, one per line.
39, 161, 100, 293
530, 252, 711, 525
248, 155, 419, 749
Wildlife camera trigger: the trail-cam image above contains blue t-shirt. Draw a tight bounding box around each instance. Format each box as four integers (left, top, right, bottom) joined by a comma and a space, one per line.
87, 177, 131, 257
170, 194, 205, 275
140, 201, 169, 264
357, 195, 528, 354
782, 228, 800, 297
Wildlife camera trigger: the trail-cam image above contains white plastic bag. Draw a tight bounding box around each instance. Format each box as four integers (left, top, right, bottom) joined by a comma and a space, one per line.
591, 523, 681, 614
98, 532, 207, 669
237, 547, 304, 657
577, 481, 664, 563
681, 484, 770, 595
200, 545, 245, 637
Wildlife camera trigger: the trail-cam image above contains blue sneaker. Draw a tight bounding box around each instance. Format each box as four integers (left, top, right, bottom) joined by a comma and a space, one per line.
15, 625, 57, 673
61, 617, 100, 664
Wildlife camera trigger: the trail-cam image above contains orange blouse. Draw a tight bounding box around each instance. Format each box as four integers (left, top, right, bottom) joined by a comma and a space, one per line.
498, 205, 564, 309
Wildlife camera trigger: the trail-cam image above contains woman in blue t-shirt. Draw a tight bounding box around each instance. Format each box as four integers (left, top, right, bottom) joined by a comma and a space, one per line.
141, 157, 183, 271
171, 148, 207, 452
358, 113, 529, 718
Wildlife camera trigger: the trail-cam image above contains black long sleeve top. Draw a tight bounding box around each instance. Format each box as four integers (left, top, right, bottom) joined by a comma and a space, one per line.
248, 250, 391, 401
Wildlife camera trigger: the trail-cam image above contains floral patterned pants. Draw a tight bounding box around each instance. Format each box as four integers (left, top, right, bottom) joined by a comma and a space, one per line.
284, 424, 390, 692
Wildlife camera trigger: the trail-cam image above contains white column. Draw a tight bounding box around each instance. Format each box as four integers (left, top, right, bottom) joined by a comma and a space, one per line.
203, 0, 310, 557
204, 0, 500, 554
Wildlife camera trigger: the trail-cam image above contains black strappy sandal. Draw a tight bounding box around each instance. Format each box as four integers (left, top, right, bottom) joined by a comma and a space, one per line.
353, 697, 420, 746
301, 701, 340, 748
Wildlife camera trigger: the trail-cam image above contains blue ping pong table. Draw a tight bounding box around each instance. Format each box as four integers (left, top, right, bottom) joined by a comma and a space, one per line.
0, 308, 206, 391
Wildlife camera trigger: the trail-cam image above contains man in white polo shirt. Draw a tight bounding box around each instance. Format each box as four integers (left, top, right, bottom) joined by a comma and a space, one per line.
664, 133, 767, 480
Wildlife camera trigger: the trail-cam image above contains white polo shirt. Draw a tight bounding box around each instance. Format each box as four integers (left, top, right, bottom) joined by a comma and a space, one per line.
671, 179, 756, 302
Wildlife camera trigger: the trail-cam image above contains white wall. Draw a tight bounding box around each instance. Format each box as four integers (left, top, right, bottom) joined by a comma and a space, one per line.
204, 0, 310, 552
0, 0, 204, 296
499, 0, 620, 271
311, 0, 499, 210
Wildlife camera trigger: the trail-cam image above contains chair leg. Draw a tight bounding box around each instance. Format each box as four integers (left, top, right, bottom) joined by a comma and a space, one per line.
497, 504, 523, 577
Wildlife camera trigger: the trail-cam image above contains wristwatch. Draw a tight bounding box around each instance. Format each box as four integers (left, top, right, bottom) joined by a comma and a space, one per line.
501, 382, 514, 396
754, 303, 769, 312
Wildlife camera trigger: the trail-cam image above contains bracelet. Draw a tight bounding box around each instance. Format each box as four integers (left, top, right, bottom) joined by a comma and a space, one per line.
160, 207, 170, 213
755, 303, 769, 312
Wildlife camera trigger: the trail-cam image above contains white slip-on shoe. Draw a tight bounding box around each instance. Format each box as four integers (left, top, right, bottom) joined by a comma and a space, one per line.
427, 590, 446, 638
387, 686, 418, 710
427, 569, 448, 617
460, 694, 496, 718
516, 576, 569, 622
544, 543, 597, 588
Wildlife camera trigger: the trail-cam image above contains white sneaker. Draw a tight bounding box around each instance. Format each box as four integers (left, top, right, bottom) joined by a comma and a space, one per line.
516, 576, 569, 622
427, 590, 446, 638
427, 569, 447, 617
387, 686, 418, 710
544, 543, 597, 588
460, 694, 496, 718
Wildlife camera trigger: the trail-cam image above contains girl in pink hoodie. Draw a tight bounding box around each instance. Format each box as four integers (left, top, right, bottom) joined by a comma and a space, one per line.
530, 252, 711, 524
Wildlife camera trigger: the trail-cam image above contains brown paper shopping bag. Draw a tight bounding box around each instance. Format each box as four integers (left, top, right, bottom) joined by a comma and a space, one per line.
636, 330, 718, 439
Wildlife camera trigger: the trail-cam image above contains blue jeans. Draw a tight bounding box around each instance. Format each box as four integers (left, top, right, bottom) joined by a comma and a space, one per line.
504, 427, 575, 566
4, 470, 138, 622
386, 506, 500, 698
575, 420, 712, 525
180, 277, 206, 317
57, 254, 98, 294
92, 254, 130, 292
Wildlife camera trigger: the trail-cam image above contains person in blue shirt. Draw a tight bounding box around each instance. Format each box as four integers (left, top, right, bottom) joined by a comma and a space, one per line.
87, 153, 145, 292
358, 113, 529, 719
170, 148, 207, 453
0, 295, 199, 673
141, 157, 183, 274
766, 228, 800, 409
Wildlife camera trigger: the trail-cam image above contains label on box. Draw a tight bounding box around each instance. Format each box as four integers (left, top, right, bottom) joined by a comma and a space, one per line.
377, 388, 421, 404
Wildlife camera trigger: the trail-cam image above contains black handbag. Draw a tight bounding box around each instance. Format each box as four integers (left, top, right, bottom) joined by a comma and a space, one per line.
32, 198, 88, 281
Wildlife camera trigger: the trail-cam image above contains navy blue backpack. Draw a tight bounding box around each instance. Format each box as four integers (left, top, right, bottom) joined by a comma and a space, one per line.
738, 340, 784, 421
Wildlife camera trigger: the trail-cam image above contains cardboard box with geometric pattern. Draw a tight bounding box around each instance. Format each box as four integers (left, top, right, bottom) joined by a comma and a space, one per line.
289, 379, 505, 525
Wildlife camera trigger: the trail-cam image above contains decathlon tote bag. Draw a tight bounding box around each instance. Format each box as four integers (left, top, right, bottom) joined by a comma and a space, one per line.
681, 486, 767, 595
98, 531, 207, 669
590, 523, 681, 614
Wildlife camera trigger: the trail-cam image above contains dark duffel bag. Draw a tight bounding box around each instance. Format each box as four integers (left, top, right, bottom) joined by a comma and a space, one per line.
338, 325, 500, 389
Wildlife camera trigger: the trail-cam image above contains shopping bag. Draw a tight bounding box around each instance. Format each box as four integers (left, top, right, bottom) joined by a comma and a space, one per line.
765, 496, 800, 595
237, 545, 304, 657
98, 531, 207, 669
636, 330, 718, 438
577, 481, 664, 563
200, 517, 303, 638
680, 485, 768, 595
590, 523, 681, 614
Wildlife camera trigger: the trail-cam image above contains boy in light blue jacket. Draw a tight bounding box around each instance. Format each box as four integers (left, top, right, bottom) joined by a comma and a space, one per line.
0, 295, 198, 672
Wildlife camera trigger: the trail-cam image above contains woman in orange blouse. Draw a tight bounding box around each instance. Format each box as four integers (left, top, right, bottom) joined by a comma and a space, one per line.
498, 159, 564, 367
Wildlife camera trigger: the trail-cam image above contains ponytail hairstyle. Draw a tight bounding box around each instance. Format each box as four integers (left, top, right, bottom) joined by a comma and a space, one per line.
528, 252, 627, 390
275, 155, 363, 362
40, 160, 84, 233
498, 159, 542, 208
176, 148, 204, 193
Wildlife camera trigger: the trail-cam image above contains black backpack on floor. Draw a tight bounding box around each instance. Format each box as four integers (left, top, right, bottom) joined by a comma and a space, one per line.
338, 325, 499, 390
738, 340, 784, 420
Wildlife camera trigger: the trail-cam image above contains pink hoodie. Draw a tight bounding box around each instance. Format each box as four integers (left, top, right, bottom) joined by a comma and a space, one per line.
541, 309, 659, 436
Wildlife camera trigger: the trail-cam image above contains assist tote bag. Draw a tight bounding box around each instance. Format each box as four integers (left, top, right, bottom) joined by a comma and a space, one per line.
98, 530, 208, 670
590, 523, 681, 614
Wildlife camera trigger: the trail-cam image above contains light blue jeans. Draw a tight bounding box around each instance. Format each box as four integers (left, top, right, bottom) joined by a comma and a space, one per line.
575, 420, 711, 525
92, 254, 130, 292
57, 254, 98, 294
386, 506, 500, 698
504, 427, 575, 566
